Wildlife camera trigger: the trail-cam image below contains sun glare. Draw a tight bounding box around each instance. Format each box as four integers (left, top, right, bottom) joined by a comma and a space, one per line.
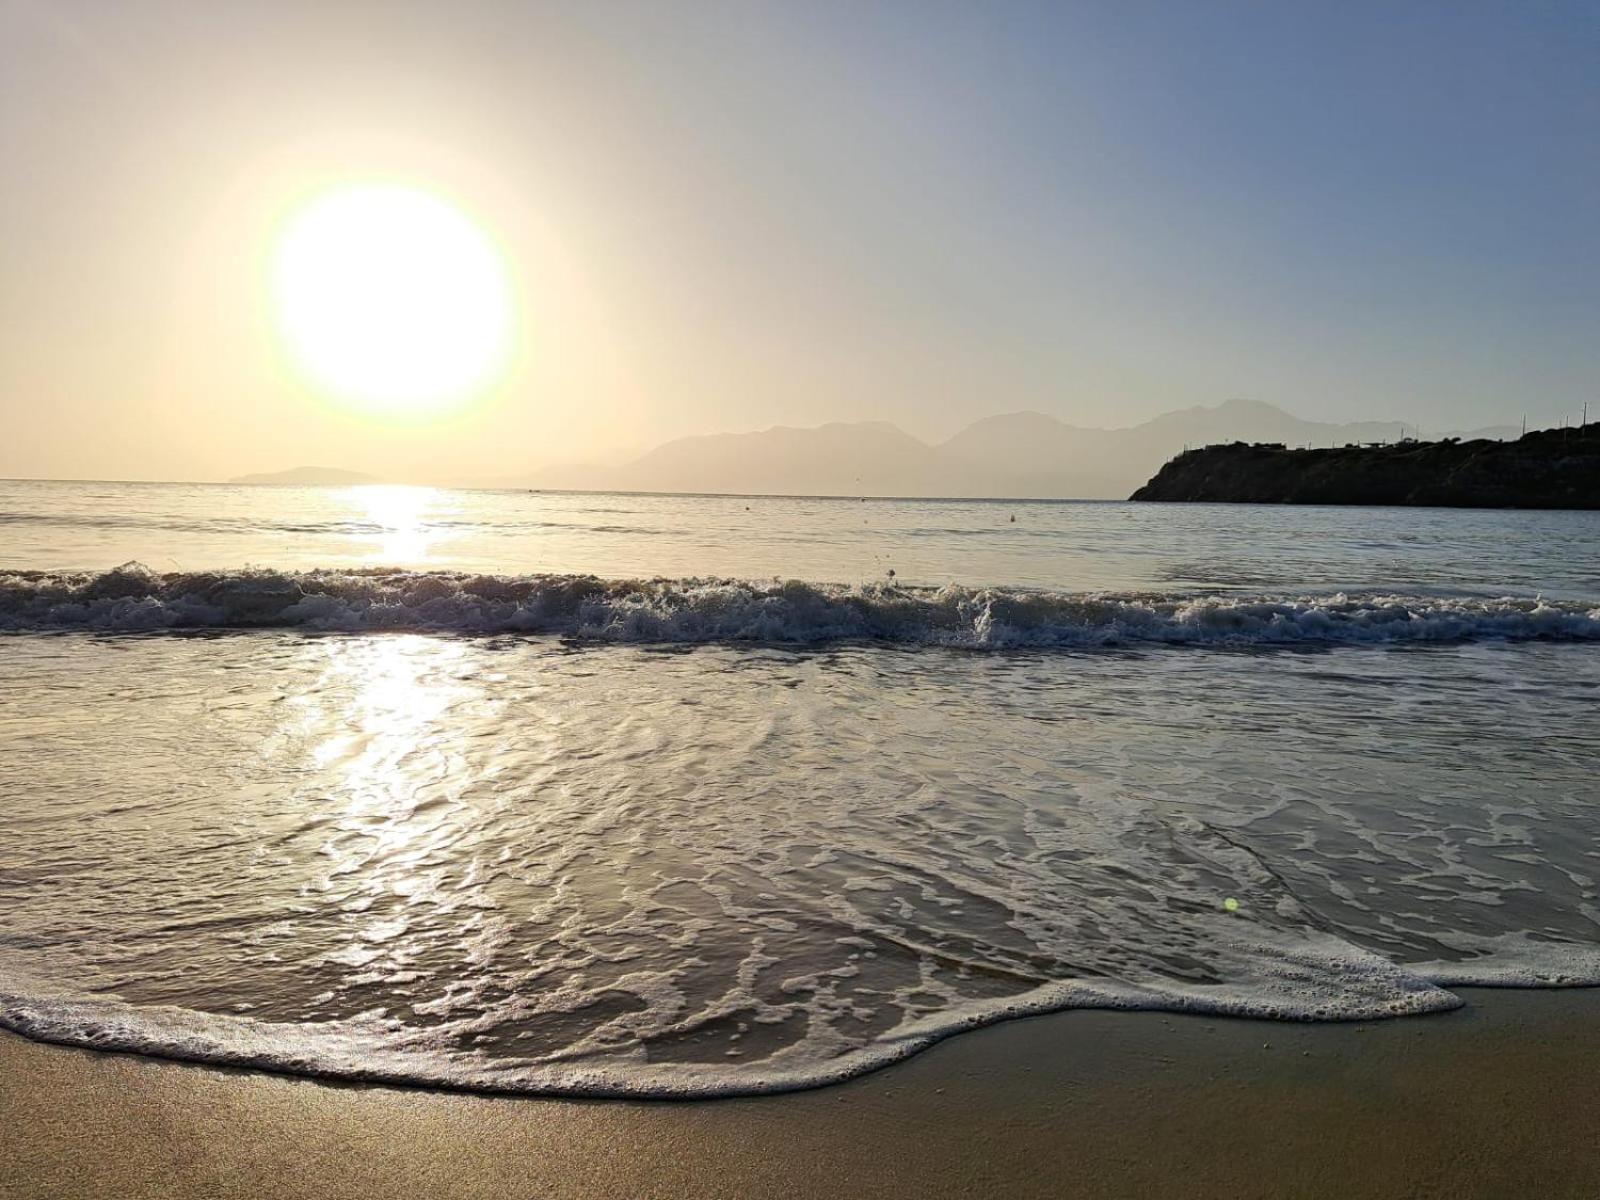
270, 184, 514, 419
351, 483, 437, 562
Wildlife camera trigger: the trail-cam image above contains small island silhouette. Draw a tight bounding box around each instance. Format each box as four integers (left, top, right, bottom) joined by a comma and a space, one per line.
228, 466, 379, 486
1131, 424, 1600, 509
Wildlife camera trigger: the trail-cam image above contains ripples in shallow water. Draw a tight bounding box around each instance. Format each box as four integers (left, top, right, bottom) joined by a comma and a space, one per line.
2, 633, 1596, 1095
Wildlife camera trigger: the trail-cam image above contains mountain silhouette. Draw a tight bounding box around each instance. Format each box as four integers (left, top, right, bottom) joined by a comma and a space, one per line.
229, 466, 380, 486
520, 401, 1517, 499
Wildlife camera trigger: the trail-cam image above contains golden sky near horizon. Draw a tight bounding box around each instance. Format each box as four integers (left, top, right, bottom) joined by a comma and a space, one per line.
1, 1, 1594, 483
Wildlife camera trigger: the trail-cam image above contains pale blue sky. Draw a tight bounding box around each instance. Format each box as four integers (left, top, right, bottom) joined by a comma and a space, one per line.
1, 0, 1595, 480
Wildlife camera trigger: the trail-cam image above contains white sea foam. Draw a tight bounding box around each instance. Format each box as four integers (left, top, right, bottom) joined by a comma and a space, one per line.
6, 933, 1598, 1098
3, 563, 1598, 646
0, 944, 1468, 1099
3, 585, 1597, 1099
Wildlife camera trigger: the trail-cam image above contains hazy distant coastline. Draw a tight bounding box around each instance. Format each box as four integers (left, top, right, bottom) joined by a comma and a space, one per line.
496, 400, 1518, 500
227, 400, 1523, 499
228, 466, 380, 486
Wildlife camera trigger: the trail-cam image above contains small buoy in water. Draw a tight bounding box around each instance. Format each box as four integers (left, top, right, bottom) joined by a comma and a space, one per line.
1223, 897, 1240, 912
1009, 514, 1016, 523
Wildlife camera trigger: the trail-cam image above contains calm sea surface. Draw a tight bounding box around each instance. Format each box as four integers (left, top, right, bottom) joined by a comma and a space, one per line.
4, 478, 1600, 594
2, 479, 1598, 1095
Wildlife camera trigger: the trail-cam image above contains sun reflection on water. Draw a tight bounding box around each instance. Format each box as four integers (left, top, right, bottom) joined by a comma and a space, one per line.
296, 637, 481, 983
349, 484, 443, 563
319, 636, 465, 825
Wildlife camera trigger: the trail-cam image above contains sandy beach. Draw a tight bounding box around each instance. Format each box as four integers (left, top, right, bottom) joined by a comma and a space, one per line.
3, 987, 1596, 1199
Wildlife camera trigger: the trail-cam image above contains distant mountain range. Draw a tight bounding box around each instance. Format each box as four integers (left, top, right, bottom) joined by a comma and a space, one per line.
229, 466, 380, 486
521, 400, 1518, 499
231, 402, 1519, 497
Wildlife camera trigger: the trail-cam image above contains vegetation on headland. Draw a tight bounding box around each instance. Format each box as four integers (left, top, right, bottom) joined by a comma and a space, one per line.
1130, 424, 1600, 509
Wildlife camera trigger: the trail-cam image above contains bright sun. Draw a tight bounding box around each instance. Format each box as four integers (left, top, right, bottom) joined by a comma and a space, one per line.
270, 184, 514, 418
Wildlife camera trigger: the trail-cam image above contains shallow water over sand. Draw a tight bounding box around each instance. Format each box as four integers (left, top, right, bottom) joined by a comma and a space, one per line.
3, 631, 1597, 1094
1, 481, 1597, 1094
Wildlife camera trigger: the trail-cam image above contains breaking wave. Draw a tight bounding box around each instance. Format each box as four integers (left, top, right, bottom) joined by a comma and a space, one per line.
2, 563, 1598, 646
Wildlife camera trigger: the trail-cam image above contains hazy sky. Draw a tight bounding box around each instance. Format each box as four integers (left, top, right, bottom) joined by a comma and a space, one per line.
2, 0, 1595, 482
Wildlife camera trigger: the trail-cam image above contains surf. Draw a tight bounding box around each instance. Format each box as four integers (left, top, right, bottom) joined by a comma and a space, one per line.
3, 563, 1598, 646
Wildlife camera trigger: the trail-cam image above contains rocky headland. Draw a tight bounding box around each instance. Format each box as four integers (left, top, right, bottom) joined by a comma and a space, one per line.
1130, 425, 1600, 509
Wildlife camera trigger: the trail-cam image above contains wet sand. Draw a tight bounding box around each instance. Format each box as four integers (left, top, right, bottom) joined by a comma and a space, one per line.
3, 988, 1598, 1199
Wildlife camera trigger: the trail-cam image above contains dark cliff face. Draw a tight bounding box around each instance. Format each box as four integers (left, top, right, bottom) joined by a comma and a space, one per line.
1130, 426, 1600, 509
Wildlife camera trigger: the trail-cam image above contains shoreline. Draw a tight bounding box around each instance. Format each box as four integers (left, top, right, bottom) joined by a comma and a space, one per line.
4, 988, 1598, 1198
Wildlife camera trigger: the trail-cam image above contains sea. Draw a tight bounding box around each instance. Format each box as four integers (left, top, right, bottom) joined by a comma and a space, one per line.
2, 478, 1598, 1096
